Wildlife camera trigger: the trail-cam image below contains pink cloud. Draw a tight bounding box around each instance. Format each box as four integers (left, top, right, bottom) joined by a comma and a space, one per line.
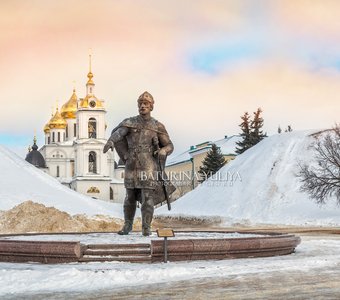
1, 0, 339, 155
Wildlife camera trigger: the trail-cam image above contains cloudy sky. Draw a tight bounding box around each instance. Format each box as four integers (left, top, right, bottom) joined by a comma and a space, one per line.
1, 0, 340, 157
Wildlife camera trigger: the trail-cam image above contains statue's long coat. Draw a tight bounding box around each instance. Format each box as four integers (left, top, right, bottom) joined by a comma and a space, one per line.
108, 115, 175, 205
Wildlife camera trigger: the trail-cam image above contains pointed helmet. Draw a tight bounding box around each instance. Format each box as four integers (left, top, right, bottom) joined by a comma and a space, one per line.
137, 91, 154, 110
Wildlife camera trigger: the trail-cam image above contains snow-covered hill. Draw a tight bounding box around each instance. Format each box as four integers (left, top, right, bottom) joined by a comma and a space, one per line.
2, 130, 339, 226
0, 145, 123, 218
156, 130, 340, 226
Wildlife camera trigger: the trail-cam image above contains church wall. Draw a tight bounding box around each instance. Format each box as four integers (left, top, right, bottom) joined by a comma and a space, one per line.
107, 150, 115, 178
43, 146, 75, 178
45, 133, 50, 145
49, 128, 66, 143
66, 119, 77, 141
114, 167, 125, 181
110, 183, 125, 203
46, 160, 66, 177
71, 179, 111, 201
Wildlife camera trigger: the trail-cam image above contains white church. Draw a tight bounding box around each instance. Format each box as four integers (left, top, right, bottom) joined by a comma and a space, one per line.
29, 58, 125, 203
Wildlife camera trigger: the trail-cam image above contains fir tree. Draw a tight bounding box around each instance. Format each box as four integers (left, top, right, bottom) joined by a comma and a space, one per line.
250, 108, 267, 145
236, 108, 267, 154
235, 112, 252, 154
198, 144, 226, 182
278, 126, 282, 134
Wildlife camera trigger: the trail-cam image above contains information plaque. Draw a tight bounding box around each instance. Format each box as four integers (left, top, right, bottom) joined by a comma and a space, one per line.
156, 228, 175, 238
156, 228, 175, 263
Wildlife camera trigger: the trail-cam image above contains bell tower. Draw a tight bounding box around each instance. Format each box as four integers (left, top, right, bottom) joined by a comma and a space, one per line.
71, 52, 112, 200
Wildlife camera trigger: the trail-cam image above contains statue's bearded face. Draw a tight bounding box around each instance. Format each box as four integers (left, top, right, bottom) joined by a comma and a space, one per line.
138, 100, 152, 115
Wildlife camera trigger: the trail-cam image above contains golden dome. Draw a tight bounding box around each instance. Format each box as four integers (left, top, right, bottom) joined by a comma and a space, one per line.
49, 108, 67, 129
87, 71, 94, 85
43, 112, 54, 133
61, 89, 78, 119
79, 94, 104, 109
43, 123, 50, 133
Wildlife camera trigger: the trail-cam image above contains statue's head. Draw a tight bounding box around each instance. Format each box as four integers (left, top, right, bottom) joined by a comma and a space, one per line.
138, 91, 154, 115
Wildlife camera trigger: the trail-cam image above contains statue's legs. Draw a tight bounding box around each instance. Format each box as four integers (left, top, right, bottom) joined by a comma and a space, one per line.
141, 189, 155, 236
118, 189, 137, 235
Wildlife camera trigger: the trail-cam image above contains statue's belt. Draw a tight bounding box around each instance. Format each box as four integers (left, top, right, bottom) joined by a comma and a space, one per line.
128, 145, 154, 154
123, 124, 168, 135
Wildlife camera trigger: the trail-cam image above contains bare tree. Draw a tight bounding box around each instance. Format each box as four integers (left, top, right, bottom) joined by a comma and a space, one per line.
298, 125, 340, 205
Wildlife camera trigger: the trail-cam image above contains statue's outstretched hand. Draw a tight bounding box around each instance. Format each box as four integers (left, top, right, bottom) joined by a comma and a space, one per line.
103, 140, 114, 153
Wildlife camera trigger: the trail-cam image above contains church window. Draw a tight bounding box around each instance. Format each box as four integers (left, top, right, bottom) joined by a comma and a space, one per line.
89, 151, 97, 173
88, 118, 97, 138
110, 187, 113, 200
56, 166, 60, 177
52, 132, 55, 142
58, 132, 60, 142
74, 123, 77, 137
66, 126, 68, 138
48, 137, 50, 144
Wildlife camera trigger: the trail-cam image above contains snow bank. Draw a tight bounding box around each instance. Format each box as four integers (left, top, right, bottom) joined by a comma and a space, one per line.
0, 201, 123, 234
0, 145, 123, 218
156, 130, 340, 226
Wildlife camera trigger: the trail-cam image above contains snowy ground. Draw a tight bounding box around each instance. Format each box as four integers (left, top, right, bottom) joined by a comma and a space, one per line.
1, 232, 269, 244
0, 233, 339, 299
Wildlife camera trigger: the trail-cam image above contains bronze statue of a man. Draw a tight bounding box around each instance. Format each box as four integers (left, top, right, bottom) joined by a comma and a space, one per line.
103, 91, 175, 236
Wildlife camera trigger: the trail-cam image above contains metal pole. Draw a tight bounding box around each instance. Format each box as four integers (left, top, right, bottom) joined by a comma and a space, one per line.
190, 157, 195, 190
164, 237, 168, 263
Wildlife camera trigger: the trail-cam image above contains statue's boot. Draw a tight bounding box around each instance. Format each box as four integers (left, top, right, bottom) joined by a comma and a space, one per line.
141, 189, 154, 236
141, 204, 154, 237
118, 220, 133, 235
142, 217, 152, 236
142, 226, 151, 237
118, 192, 136, 235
